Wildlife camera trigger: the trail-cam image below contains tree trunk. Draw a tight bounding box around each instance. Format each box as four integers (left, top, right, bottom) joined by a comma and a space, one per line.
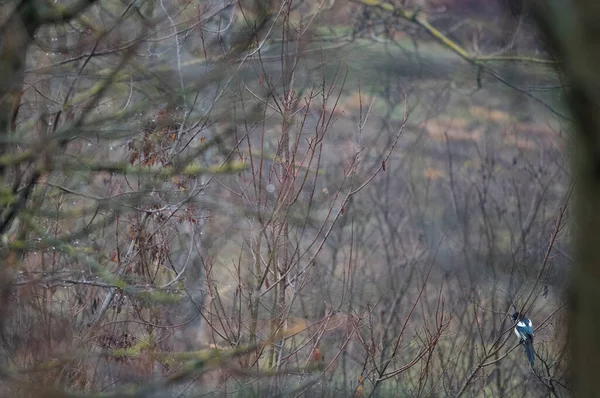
530, 0, 600, 395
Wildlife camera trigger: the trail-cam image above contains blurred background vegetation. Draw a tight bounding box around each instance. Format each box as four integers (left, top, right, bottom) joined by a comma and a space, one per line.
0, 0, 586, 396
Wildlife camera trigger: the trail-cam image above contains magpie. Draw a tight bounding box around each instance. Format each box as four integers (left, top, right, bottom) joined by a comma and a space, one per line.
512, 312, 535, 366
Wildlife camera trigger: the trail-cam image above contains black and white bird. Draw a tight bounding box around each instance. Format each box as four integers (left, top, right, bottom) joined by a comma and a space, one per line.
512, 312, 535, 366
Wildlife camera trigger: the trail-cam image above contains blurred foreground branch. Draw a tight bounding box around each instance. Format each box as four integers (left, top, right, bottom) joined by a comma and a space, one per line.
351, 0, 567, 119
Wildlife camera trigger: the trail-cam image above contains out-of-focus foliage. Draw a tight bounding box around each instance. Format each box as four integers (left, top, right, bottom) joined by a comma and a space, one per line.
0, 0, 573, 396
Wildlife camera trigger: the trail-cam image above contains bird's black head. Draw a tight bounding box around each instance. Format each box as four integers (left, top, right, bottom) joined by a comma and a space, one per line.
511, 312, 522, 321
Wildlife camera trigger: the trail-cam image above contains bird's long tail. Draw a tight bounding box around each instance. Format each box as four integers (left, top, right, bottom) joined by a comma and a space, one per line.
524, 340, 535, 366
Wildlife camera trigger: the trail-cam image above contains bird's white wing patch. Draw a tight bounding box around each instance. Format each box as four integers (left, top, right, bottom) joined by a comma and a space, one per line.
514, 328, 522, 339
527, 319, 532, 328
517, 321, 527, 328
